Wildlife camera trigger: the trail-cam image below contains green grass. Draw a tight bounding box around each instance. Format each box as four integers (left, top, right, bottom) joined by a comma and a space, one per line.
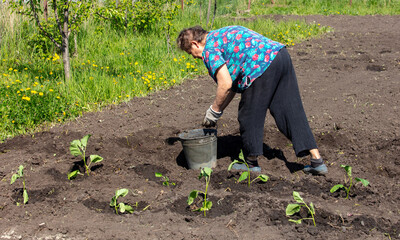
211, 0, 400, 16
4, 0, 394, 140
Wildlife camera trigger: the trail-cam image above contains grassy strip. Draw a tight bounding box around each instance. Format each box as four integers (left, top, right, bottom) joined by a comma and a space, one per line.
209, 0, 400, 16
0, 2, 334, 140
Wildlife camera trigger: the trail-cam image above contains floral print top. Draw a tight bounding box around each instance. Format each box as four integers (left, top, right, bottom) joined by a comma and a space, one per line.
202, 25, 284, 92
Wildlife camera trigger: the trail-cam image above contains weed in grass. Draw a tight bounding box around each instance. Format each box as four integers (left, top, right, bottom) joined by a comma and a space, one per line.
286, 191, 316, 226
187, 167, 212, 217
228, 150, 269, 187
68, 134, 103, 178
10, 165, 28, 205
330, 164, 369, 199
110, 188, 134, 214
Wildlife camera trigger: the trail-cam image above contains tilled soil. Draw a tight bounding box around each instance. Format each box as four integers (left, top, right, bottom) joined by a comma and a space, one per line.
0, 15, 399, 240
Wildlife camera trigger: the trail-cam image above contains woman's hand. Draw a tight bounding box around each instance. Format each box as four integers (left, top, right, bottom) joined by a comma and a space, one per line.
202, 106, 223, 128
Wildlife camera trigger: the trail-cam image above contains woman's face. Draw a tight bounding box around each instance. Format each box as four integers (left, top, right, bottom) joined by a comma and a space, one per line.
187, 41, 205, 59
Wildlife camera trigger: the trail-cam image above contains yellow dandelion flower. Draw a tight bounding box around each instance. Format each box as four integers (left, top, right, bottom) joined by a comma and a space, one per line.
22, 96, 31, 101
56, 96, 60, 99
39, 92, 44, 96
49, 89, 54, 92
31, 90, 37, 94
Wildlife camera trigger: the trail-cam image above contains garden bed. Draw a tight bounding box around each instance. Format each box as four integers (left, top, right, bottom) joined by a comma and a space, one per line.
0, 15, 399, 239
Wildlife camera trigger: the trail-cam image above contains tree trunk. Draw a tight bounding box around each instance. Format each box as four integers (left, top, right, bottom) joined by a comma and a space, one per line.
211, 0, 216, 28
248, 0, 251, 10
206, 0, 211, 27
73, 33, 78, 57
43, 0, 48, 21
199, 0, 202, 24
181, 0, 184, 11
62, 5, 71, 81
349, 0, 352, 6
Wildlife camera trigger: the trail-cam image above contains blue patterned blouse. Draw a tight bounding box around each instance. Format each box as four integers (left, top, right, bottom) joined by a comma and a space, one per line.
202, 25, 284, 92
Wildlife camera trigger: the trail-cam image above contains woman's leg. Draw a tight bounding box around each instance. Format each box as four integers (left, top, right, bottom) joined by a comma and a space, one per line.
267, 48, 327, 174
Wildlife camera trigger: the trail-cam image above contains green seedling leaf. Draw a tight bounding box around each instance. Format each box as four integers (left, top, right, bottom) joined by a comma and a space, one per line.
355, 177, 369, 187
90, 155, 103, 163
119, 202, 126, 213
80, 134, 91, 148
68, 170, 80, 180
162, 181, 169, 186
110, 196, 117, 207
17, 165, 24, 176
330, 184, 345, 193
70, 140, 83, 156
238, 150, 245, 160
228, 160, 241, 171
202, 167, 212, 177
341, 164, 352, 177
237, 171, 249, 183
289, 219, 302, 224
10, 173, 19, 184
293, 191, 304, 203
124, 204, 134, 213
187, 190, 199, 205
23, 189, 29, 204
204, 200, 212, 210
310, 202, 315, 215
286, 203, 301, 215
115, 188, 129, 198
155, 172, 163, 178
257, 174, 269, 182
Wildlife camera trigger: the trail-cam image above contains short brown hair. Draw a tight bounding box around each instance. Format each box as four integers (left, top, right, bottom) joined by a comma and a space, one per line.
176, 26, 208, 52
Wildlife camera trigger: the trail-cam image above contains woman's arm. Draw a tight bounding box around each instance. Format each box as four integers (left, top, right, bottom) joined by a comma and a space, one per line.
211, 64, 236, 112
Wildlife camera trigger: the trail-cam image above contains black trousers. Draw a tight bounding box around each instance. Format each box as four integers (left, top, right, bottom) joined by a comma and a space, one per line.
238, 47, 317, 158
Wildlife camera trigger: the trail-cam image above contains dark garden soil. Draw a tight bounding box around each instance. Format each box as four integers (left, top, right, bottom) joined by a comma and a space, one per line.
1, 15, 399, 240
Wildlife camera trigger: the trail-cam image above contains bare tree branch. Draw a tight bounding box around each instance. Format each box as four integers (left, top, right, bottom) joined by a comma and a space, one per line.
53, 0, 63, 36
94, 12, 111, 20
70, 2, 83, 26
29, 0, 61, 49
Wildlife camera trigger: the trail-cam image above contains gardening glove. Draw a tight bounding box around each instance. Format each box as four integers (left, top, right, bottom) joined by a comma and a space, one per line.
202, 105, 222, 128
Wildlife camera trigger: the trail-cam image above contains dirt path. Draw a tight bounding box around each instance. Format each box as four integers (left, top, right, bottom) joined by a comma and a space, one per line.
0, 15, 399, 240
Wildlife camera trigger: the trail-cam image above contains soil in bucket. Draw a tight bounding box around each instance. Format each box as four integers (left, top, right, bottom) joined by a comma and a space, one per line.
178, 129, 217, 169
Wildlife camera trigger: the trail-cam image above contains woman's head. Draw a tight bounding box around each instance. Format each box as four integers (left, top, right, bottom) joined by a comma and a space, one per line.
176, 26, 208, 54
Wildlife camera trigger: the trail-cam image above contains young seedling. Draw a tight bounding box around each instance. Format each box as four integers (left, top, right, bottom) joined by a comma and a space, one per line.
228, 150, 269, 187
286, 191, 316, 226
69, 134, 103, 177
330, 164, 369, 199
187, 167, 213, 217
155, 172, 175, 186
10, 165, 28, 205
110, 188, 134, 214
